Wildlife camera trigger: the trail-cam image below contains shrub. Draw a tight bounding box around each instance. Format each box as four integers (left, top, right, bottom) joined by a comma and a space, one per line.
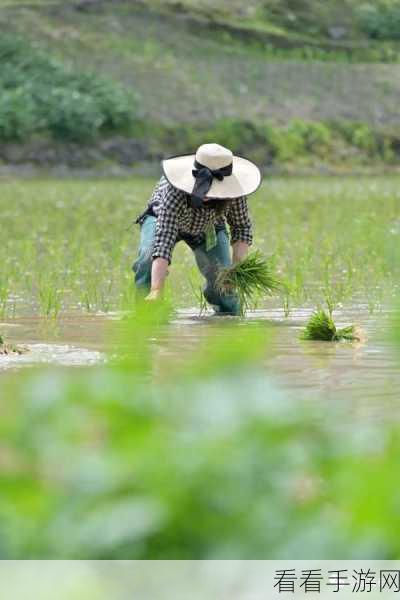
351, 124, 378, 154
0, 34, 134, 142
70, 73, 133, 131
44, 88, 105, 141
264, 123, 306, 161
0, 88, 36, 141
356, 2, 400, 40
205, 119, 261, 154
289, 120, 332, 153
138, 117, 397, 168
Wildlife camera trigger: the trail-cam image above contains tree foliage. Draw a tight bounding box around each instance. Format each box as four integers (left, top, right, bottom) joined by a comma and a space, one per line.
0, 35, 134, 141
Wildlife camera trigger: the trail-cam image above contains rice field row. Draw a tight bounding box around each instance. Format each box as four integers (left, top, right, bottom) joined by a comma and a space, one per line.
0, 175, 399, 319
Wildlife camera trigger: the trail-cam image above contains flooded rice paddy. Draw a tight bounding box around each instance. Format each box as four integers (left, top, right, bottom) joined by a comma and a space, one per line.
1, 175, 399, 406
1, 303, 399, 408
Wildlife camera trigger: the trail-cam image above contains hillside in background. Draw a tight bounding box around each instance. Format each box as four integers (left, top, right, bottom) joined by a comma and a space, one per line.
1, 0, 400, 171
3, 0, 400, 48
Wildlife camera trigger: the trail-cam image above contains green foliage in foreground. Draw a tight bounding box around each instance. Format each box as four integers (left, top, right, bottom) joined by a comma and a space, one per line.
301, 309, 361, 342
1, 301, 400, 558
0, 34, 134, 141
216, 251, 281, 316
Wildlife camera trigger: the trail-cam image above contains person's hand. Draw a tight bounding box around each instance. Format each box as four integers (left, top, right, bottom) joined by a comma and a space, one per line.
145, 289, 162, 301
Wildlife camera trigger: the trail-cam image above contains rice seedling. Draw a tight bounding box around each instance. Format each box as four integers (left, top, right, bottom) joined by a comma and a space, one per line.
301, 309, 363, 342
216, 251, 282, 315
187, 268, 208, 315
281, 276, 302, 318
0, 283, 9, 319
194, 285, 209, 316
38, 283, 63, 318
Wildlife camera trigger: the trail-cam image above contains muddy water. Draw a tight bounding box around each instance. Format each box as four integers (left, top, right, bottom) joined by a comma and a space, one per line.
0, 315, 107, 370
1, 306, 399, 405
171, 306, 400, 406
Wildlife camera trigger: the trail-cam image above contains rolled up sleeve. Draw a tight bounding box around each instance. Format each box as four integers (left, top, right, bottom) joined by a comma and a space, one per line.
152, 188, 181, 263
226, 196, 253, 245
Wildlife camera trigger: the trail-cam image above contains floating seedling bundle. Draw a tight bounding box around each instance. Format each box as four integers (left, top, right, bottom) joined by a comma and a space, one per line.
301, 310, 363, 342
0, 333, 27, 355
216, 251, 281, 315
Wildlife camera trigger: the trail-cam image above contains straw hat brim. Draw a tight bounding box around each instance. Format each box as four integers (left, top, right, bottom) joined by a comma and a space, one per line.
162, 154, 261, 199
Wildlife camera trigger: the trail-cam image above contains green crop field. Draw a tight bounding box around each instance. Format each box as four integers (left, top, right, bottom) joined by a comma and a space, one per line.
0, 175, 399, 318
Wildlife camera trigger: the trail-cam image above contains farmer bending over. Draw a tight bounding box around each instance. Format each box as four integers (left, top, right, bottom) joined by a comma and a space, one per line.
133, 143, 261, 315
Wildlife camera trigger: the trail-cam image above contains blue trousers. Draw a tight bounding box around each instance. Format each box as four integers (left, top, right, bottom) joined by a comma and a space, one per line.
132, 216, 240, 315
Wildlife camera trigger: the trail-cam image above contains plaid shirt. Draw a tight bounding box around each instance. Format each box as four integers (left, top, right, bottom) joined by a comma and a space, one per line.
144, 176, 253, 263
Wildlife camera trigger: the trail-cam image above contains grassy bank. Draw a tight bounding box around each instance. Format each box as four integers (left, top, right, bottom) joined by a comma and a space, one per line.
4, 0, 400, 53
1, 118, 399, 171
136, 118, 400, 169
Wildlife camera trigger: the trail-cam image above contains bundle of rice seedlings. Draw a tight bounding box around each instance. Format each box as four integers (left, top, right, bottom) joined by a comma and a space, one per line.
301, 309, 363, 342
0, 333, 27, 355
216, 251, 281, 315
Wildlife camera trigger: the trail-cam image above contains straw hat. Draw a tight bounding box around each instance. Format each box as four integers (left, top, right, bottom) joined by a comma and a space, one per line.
162, 143, 261, 200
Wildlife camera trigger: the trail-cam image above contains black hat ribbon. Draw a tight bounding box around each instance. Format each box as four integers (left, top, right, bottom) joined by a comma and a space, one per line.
190, 159, 233, 208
